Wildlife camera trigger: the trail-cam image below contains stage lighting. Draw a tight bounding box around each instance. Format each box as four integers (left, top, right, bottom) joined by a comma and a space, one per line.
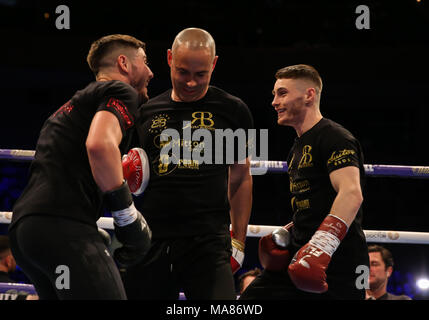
416, 278, 429, 290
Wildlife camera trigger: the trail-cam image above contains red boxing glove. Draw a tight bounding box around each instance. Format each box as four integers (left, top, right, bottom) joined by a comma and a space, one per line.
230, 231, 245, 274
258, 222, 293, 271
288, 214, 348, 293
122, 148, 150, 196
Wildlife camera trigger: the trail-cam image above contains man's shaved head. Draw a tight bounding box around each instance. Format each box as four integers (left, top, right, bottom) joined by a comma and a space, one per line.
172, 28, 216, 59
167, 28, 218, 102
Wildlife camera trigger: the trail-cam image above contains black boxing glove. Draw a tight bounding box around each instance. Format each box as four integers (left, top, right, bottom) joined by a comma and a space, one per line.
104, 181, 152, 268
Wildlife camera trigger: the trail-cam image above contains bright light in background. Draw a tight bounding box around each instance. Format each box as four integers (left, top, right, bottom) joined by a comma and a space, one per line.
417, 278, 429, 290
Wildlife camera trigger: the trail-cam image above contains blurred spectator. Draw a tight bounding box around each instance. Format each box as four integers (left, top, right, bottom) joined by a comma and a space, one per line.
0, 235, 17, 283
238, 267, 262, 294
366, 244, 412, 300
0, 235, 38, 300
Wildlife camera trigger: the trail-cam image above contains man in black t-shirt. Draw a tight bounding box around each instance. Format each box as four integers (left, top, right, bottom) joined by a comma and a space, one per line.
121, 28, 254, 300
8, 34, 153, 299
240, 64, 369, 300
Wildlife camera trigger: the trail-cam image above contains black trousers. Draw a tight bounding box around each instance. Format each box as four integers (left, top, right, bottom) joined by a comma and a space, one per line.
239, 269, 365, 300
121, 233, 236, 300
9, 215, 126, 300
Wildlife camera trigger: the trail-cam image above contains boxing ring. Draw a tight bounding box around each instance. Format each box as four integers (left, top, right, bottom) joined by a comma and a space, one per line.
1, 148, 429, 298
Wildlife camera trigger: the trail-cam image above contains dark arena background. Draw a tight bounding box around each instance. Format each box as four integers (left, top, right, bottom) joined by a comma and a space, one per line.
1, 0, 428, 302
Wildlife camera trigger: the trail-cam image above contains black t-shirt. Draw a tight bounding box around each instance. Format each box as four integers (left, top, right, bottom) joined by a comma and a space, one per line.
10, 81, 139, 229
287, 118, 369, 275
134, 86, 254, 238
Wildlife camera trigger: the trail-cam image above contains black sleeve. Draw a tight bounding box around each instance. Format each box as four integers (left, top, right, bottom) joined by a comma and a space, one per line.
235, 100, 255, 162
236, 100, 254, 130
320, 128, 361, 174
96, 81, 139, 135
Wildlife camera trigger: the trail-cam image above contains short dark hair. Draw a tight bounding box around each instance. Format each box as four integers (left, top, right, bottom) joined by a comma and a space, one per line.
368, 244, 394, 269
86, 34, 145, 75
275, 64, 323, 95
238, 268, 262, 292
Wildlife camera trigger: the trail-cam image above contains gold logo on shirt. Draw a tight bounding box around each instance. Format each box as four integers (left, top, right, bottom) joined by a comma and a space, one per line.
155, 153, 178, 176
291, 196, 311, 213
298, 145, 313, 169
149, 114, 170, 133
327, 149, 355, 166
158, 154, 170, 174
290, 178, 311, 193
191, 111, 214, 129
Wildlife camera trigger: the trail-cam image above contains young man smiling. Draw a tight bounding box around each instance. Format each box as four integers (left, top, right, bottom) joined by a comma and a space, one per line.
241, 64, 369, 300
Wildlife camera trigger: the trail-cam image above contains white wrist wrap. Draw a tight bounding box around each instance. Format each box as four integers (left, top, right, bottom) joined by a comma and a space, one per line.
112, 202, 138, 227
232, 246, 245, 266
309, 230, 341, 257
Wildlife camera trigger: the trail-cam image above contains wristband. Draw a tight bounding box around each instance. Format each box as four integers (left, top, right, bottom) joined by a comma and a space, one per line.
231, 237, 245, 252
104, 181, 137, 226
104, 180, 133, 211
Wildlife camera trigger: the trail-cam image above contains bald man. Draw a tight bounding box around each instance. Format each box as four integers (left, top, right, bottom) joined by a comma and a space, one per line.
122, 28, 254, 300
9, 34, 153, 299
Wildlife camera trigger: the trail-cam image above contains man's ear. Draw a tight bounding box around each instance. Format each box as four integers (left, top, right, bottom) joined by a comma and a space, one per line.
212, 55, 219, 71
4, 255, 12, 268
167, 49, 173, 67
117, 54, 129, 73
305, 87, 317, 106
386, 266, 393, 278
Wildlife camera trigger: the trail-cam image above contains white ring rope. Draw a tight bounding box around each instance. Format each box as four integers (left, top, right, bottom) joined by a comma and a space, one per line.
1, 211, 428, 244
1, 149, 428, 244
